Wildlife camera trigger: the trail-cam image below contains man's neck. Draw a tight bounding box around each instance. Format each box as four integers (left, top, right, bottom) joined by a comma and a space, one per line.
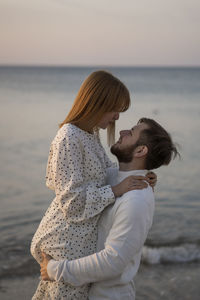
119, 160, 145, 171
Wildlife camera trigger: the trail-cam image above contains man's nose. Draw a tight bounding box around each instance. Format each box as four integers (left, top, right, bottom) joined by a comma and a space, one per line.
120, 130, 129, 136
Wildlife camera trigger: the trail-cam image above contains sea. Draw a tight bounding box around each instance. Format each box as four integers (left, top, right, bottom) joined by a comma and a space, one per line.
0, 66, 200, 299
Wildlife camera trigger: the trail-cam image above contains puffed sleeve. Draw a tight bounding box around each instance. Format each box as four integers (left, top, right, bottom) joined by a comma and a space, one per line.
45, 134, 115, 222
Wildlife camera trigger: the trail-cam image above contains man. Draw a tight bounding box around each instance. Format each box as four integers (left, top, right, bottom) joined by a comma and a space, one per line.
40, 118, 178, 299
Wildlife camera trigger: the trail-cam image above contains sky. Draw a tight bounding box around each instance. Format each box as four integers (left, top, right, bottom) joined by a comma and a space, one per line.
0, 0, 200, 66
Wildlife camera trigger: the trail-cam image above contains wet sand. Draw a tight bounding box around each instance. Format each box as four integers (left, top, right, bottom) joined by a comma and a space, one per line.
0, 275, 39, 300
135, 263, 200, 300
0, 263, 200, 300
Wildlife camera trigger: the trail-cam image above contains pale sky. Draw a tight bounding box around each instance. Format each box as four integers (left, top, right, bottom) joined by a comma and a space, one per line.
0, 0, 200, 66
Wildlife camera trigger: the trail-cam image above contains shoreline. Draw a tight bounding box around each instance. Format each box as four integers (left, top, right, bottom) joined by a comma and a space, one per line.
1, 263, 200, 300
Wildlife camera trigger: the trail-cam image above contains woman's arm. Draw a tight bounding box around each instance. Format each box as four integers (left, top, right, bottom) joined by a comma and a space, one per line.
46, 135, 115, 223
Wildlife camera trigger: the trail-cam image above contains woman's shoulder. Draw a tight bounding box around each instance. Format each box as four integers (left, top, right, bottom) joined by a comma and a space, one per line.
54, 123, 93, 144
56, 123, 80, 137
61, 123, 79, 137
51, 123, 76, 144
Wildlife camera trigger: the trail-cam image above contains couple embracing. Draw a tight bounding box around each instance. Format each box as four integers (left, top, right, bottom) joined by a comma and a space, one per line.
31, 70, 178, 299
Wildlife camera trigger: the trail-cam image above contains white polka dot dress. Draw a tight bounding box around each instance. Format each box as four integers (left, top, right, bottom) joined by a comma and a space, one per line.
31, 123, 115, 299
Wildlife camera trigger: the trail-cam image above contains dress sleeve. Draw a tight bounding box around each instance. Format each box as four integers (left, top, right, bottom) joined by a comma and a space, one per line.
47, 192, 152, 285
45, 135, 115, 222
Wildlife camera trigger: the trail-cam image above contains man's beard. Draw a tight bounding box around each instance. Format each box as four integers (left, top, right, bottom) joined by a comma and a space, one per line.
111, 143, 137, 163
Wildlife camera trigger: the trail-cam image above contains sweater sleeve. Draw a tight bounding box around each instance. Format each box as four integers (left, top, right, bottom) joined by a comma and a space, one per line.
47, 191, 152, 285
45, 134, 115, 223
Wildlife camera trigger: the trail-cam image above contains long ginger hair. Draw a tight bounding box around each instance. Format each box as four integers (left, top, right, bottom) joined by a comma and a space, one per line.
60, 70, 130, 145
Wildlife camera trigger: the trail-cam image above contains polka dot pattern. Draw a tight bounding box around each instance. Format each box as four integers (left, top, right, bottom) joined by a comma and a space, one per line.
31, 123, 115, 299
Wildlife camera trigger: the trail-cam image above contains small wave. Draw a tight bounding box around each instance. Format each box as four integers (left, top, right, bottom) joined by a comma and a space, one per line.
0, 257, 39, 279
142, 243, 200, 264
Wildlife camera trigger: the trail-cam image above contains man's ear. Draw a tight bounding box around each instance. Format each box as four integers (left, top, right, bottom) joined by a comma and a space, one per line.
134, 145, 148, 158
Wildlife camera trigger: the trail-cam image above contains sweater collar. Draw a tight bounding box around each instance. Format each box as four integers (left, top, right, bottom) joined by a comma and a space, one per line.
117, 169, 148, 184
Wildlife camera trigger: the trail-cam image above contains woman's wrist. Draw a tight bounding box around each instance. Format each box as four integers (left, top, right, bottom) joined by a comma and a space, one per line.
111, 184, 121, 198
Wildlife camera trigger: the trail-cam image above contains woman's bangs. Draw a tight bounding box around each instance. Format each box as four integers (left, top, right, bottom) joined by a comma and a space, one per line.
112, 91, 130, 113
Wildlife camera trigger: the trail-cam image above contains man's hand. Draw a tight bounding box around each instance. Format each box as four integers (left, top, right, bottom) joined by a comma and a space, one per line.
40, 252, 53, 281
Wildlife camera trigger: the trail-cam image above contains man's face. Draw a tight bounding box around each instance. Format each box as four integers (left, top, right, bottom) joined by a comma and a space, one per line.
111, 122, 149, 163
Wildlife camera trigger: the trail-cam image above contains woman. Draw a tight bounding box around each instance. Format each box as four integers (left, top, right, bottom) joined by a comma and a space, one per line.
31, 70, 156, 299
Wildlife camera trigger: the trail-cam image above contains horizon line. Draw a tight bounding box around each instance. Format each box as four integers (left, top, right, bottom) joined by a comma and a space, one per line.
0, 64, 200, 69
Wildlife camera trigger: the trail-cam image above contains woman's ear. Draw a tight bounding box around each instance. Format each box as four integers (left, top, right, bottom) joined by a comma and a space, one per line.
134, 145, 148, 158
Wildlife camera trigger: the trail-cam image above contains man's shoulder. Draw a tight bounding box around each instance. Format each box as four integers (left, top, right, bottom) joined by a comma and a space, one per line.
110, 186, 155, 227
120, 184, 153, 199
115, 186, 154, 210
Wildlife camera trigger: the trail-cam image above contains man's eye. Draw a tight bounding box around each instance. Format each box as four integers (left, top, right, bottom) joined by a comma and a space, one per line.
131, 127, 135, 135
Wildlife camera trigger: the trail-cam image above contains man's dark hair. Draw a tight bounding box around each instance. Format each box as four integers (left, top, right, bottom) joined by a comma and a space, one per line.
136, 118, 180, 170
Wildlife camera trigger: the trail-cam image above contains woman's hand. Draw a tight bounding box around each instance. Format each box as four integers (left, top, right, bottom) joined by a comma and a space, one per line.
112, 175, 148, 197
146, 171, 157, 190
40, 252, 53, 281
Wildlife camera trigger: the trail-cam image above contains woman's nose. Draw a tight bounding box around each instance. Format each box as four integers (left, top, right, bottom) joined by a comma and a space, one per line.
114, 112, 120, 120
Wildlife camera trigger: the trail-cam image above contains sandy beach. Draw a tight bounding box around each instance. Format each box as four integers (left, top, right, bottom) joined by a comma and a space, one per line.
0, 263, 200, 300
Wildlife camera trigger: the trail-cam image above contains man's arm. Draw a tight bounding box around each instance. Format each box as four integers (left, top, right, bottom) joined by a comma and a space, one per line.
46, 190, 153, 286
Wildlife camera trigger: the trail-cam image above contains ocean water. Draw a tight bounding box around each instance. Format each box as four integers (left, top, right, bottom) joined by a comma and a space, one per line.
0, 66, 200, 298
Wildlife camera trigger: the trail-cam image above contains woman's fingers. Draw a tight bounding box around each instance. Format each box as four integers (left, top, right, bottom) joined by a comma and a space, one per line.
131, 180, 147, 186
128, 178, 148, 190
146, 172, 157, 181
113, 175, 149, 197
145, 172, 157, 189
130, 175, 146, 180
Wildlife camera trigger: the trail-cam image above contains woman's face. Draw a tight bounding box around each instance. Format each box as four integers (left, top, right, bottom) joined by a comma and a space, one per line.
98, 112, 120, 129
